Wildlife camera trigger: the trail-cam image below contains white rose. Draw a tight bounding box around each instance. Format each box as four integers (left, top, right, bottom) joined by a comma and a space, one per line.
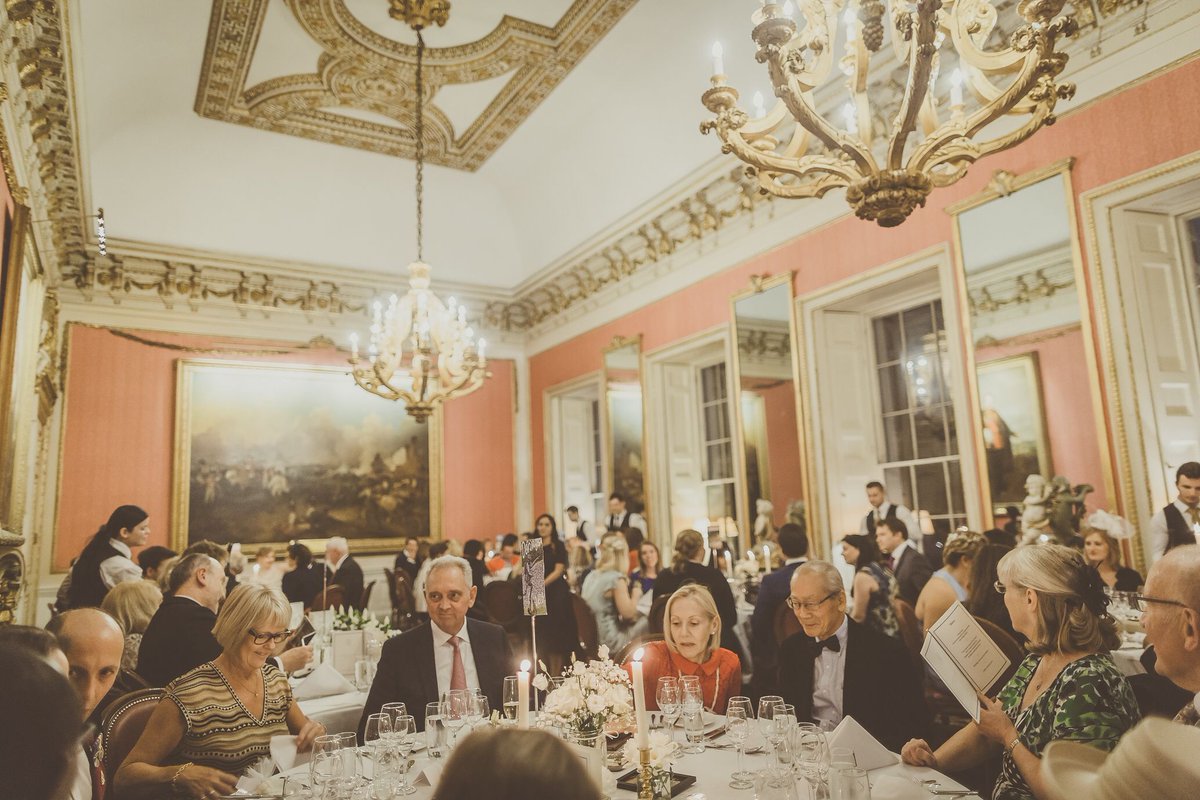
532, 673, 549, 692
597, 644, 610, 661
586, 694, 608, 714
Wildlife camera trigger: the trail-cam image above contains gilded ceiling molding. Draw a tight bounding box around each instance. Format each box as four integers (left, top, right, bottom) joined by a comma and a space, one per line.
194, 0, 637, 171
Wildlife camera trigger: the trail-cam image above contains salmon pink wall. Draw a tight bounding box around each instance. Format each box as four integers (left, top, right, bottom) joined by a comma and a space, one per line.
53, 324, 515, 570
530, 58, 1200, 521
759, 380, 804, 516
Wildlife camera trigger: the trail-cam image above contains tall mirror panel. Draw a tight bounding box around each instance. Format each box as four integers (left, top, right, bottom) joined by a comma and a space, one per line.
603, 336, 648, 535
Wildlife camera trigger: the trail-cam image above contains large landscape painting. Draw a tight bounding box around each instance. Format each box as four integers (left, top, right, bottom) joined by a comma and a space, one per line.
173, 360, 436, 552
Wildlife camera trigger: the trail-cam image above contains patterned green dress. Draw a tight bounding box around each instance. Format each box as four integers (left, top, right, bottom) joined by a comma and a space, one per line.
993, 653, 1139, 800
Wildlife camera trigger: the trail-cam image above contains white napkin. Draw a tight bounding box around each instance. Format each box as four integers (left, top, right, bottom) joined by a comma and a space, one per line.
269, 735, 312, 773
234, 756, 274, 794
827, 715, 899, 771
868, 775, 934, 800
292, 660, 356, 699
414, 762, 443, 786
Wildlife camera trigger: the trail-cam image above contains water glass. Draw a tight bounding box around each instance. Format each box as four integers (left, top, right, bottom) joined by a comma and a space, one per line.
424, 702, 447, 759
281, 774, 312, 800
310, 734, 343, 796
829, 747, 856, 770
795, 728, 830, 790
502, 675, 520, 722
393, 714, 417, 796
752, 767, 799, 800
442, 689, 472, 749
657, 678, 681, 735
683, 705, 706, 753
336, 731, 362, 791
831, 766, 871, 800
726, 707, 754, 789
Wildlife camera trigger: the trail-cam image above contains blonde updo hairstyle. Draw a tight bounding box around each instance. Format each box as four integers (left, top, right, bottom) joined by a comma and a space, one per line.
943, 530, 986, 568
997, 544, 1120, 655
662, 584, 722, 664
670, 529, 706, 573
595, 535, 630, 575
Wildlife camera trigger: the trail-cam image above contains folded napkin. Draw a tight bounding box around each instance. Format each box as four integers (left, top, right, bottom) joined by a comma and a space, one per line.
235, 756, 275, 795
869, 775, 935, 800
828, 715, 899, 772
292, 660, 356, 700
414, 762, 443, 787
269, 735, 312, 773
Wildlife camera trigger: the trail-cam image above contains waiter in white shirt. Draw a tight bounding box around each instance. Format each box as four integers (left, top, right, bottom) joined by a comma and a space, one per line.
1148, 462, 1200, 560
605, 493, 647, 537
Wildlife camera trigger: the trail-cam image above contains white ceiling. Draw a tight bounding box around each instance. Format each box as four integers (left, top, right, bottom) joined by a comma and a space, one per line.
71, 0, 763, 291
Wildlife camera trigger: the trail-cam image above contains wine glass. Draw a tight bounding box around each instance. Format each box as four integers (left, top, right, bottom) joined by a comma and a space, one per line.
502, 676, 520, 722
381, 703, 406, 748
794, 726, 830, 792
393, 714, 417, 796
758, 696, 784, 750
473, 692, 491, 728
310, 734, 343, 797
726, 707, 753, 789
464, 690, 484, 731
679, 677, 704, 754
363, 713, 391, 757
441, 689, 472, 750
656, 677, 680, 732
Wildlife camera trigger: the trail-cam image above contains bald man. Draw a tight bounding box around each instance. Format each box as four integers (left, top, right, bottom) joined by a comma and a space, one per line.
1141, 544, 1200, 725
47, 608, 125, 800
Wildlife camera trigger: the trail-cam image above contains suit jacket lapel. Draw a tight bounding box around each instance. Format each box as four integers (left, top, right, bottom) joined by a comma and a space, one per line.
466, 619, 497, 698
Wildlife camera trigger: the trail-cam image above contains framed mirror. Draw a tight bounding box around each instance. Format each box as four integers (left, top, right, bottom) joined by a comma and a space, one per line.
951, 159, 1115, 546
729, 273, 809, 556
602, 335, 648, 533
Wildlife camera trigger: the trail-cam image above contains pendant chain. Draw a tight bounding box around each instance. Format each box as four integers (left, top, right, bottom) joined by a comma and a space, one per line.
414, 29, 425, 263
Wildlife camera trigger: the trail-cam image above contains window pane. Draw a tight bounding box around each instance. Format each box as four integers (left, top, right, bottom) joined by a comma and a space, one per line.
944, 402, 959, 455
883, 414, 914, 462
873, 313, 902, 364
707, 483, 736, 520
703, 404, 723, 440
913, 406, 950, 459
878, 365, 909, 413
948, 458, 964, 517
915, 462, 950, 516
902, 304, 935, 361
883, 466, 914, 510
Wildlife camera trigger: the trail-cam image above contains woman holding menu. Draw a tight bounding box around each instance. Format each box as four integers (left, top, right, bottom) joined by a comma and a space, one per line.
901, 545, 1139, 800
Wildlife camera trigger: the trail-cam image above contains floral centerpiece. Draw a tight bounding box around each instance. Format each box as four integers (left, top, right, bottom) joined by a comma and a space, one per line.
331, 606, 391, 634
539, 645, 633, 743
621, 731, 679, 799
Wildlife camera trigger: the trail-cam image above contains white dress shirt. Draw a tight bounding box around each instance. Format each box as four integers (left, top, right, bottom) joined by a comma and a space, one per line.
1149, 499, 1200, 561
860, 502, 922, 547
98, 539, 143, 590
886, 538, 912, 567
812, 616, 850, 729
431, 621, 479, 697
66, 745, 92, 800
607, 511, 647, 536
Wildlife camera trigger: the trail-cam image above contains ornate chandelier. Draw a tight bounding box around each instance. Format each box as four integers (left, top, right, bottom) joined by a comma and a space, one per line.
701, 1, 1078, 227
349, 1, 488, 422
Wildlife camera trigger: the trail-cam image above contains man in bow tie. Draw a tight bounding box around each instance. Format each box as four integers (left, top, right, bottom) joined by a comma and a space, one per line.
777, 561, 927, 751
1140, 544, 1200, 726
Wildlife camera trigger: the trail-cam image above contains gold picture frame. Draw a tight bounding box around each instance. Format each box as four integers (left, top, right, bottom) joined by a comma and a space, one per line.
975, 353, 1053, 507
171, 359, 442, 554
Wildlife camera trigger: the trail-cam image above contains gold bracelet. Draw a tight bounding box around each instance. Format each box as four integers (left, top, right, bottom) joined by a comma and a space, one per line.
1005, 735, 1021, 758
169, 762, 193, 793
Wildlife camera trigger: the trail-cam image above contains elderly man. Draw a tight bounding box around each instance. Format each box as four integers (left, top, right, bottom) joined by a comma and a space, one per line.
326, 536, 365, 610
46, 608, 126, 800
138, 553, 311, 687
359, 555, 512, 737
777, 560, 927, 751
1141, 544, 1200, 725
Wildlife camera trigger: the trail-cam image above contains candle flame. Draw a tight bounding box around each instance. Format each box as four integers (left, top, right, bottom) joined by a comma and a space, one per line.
520, 659, 531, 671
633, 647, 644, 662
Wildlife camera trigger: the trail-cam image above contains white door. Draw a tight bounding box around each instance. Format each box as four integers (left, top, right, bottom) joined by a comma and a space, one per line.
662, 363, 705, 544
1118, 209, 1200, 503
558, 397, 597, 521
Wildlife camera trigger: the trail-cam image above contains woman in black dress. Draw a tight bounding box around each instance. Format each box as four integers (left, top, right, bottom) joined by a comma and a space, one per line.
533, 514, 578, 674
281, 543, 323, 608
1083, 526, 1143, 592
652, 529, 742, 661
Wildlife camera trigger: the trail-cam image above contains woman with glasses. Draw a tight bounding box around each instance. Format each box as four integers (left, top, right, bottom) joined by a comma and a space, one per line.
901, 545, 1139, 800
839, 533, 900, 639
115, 584, 325, 799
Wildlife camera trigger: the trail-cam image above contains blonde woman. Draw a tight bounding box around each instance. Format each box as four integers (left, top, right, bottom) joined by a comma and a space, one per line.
902, 545, 1139, 800
115, 584, 324, 799
628, 584, 741, 714
1082, 513, 1142, 591
581, 535, 647, 653
915, 530, 986, 632
652, 529, 742, 658
101, 579, 163, 671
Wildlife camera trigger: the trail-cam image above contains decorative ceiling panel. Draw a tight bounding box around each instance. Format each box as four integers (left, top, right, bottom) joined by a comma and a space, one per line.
194, 0, 636, 171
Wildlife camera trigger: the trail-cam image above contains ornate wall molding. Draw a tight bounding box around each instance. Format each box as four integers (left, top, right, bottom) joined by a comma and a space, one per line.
195, 0, 636, 171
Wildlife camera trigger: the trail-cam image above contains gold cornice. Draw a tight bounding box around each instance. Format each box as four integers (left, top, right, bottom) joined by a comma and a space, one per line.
194, 0, 637, 172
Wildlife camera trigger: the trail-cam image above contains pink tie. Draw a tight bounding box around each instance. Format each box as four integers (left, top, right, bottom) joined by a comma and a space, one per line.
449, 635, 467, 691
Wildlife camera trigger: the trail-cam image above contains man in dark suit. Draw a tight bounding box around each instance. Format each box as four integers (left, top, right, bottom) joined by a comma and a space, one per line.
750, 522, 808, 694
326, 537, 365, 610
778, 561, 928, 752
359, 555, 512, 737
875, 518, 933, 606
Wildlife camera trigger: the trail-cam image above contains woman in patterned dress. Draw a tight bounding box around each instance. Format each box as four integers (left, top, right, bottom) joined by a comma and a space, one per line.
115, 584, 325, 799
901, 545, 1139, 800
840, 534, 900, 639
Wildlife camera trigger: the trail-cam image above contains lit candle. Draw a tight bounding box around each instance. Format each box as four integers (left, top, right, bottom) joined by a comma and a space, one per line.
763, 544, 771, 572
478, 338, 487, 359
753, 90, 767, 119
517, 660, 531, 729
631, 648, 649, 749
844, 7, 858, 43
842, 102, 858, 135
950, 68, 964, 109
349, 332, 359, 359
711, 41, 724, 77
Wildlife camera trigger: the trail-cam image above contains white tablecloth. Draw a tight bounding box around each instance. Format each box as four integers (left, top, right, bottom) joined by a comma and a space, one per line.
1110, 647, 1147, 677
298, 690, 369, 735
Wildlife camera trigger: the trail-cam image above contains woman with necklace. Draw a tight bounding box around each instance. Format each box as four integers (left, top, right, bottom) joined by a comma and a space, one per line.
901, 545, 1139, 800
115, 584, 325, 799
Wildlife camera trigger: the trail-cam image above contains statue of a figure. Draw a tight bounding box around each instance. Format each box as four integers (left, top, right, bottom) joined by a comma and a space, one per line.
786, 500, 806, 531
1046, 476, 1093, 546
1020, 474, 1054, 544
754, 498, 775, 544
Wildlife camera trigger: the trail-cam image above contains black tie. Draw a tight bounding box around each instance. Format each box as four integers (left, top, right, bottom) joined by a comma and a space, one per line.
816, 635, 840, 654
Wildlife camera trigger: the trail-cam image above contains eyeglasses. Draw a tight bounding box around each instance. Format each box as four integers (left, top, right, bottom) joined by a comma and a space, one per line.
248, 628, 293, 645
785, 590, 838, 613
1132, 594, 1190, 613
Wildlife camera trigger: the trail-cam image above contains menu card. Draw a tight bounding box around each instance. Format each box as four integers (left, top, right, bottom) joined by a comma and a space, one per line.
920, 602, 1010, 722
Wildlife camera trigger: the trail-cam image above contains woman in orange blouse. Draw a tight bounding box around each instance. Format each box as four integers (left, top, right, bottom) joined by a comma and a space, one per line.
627, 584, 741, 714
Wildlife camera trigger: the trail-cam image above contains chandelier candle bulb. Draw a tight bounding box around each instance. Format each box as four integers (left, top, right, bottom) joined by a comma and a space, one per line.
763, 544, 771, 572
753, 91, 766, 118
950, 68, 964, 109
710, 41, 724, 78
518, 660, 531, 729
631, 648, 649, 749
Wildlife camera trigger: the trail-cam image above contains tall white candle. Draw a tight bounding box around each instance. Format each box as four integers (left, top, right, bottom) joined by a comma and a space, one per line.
763, 544, 772, 572
517, 660, 531, 729
631, 648, 649, 749
950, 68, 964, 109
711, 41, 724, 77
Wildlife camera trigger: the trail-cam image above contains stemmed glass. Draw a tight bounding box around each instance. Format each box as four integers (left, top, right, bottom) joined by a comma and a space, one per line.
656, 677, 680, 740
758, 696, 784, 754
793, 724, 830, 794
310, 734, 343, 798
726, 707, 753, 789
464, 690, 484, 731
441, 689, 472, 750
473, 692, 491, 729
335, 731, 362, 794
727, 696, 754, 786
679, 676, 704, 754
502, 676, 520, 722
392, 714, 417, 796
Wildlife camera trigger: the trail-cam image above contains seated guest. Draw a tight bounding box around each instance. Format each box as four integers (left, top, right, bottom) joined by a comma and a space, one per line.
281, 542, 323, 607
115, 585, 325, 798
653, 529, 742, 659
916, 530, 986, 632
1140, 544, 1200, 725
184, 539, 238, 596
245, 546, 284, 591
462, 539, 488, 593
100, 578, 163, 671
153, 555, 180, 595
1083, 512, 1142, 592
581, 536, 648, 654
1042, 717, 1200, 800
902, 545, 1139, 800
629, 584, 741, 713
0, 643, 83, 800
965, 543, 1020, 642
395, 536, 424, 583
325, 536, 365, 610
875, 517, 932, 606
45, 608, 126, 800
136, 545, 176, 583
778, 561, 927, 752
414, 541, 451, 618
66, 505, 150, 609
0, 624, 70, 673
751, 522, 809, 693
486, 533, 520, 579
359, 556, 511, 736
432, 728, 601, 800
840, 533, 900, 639
567, 540, 594, 593
630, 540, 661, 594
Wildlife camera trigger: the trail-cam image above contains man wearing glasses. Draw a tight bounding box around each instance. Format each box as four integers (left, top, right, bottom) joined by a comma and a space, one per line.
777, 560, 927, 750
1139, 544, 1200, 725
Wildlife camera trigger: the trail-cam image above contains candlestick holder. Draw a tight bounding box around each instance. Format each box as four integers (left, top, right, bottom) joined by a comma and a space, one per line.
638, 746, 654, 800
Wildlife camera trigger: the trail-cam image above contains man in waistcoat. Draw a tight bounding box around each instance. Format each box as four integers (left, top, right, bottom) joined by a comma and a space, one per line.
1149, 462, 1200, 561
859, 481, 921, 549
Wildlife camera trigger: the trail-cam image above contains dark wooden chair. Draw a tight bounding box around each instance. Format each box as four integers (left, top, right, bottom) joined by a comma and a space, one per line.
974, 615, 1024, 693
481, 581, 522, 628
773, 600, 803, 647
892, 598, 925, 673
615, 633, 665, 666
647, 595, 670, 635
570, 593, 600, 661
100, 688, 165, 786
361, 580, 376, 612
310, 585, 346, 612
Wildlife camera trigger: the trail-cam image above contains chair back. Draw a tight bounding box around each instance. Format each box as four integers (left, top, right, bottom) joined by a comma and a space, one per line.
647, 594, 670, 634
384, 568, 400, 608
892, 598, 925, 671
615, 633, 665, 666
361, 580, 376, 610
480, 581, 522, 628
310, 585, 346, 612
973, 615, 1024, 692
570, 593, 600, 661
100, 688, 165, 787
773, 601, 803, 646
